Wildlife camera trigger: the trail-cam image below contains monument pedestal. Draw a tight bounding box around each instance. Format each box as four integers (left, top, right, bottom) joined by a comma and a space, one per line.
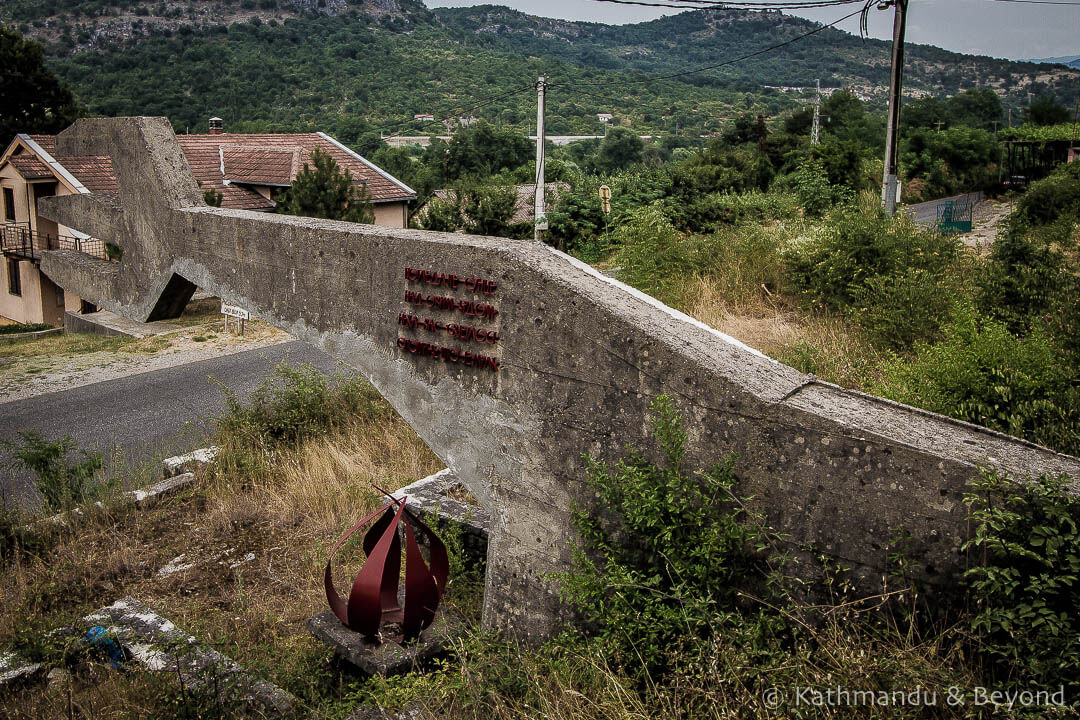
307, 610, 460, 677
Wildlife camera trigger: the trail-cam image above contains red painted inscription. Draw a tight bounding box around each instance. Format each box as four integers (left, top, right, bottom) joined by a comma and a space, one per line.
404, 267, 497, 295
403, 291, 498, 321
397, 337, 500, 372
397, 313, 500, 344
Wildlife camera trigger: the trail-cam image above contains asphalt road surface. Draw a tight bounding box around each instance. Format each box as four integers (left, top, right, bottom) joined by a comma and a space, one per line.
0, 340, 341, 506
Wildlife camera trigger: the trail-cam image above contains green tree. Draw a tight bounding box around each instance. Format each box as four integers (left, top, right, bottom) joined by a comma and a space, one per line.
1024, 95, 1071, 126
595, 127, 645, 172
947, 88, 1003, 131
441, 121, 531, 181
0, 26, 83, 149
275, 148, 374, 223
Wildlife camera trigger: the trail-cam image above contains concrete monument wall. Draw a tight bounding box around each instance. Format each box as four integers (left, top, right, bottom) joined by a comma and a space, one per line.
39, 118, 1080, 640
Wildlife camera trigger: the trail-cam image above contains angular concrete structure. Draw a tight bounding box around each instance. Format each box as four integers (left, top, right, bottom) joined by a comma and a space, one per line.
39, 118, 1080, 640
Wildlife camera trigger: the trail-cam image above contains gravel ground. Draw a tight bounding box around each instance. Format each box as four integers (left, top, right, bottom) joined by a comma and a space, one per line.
0, 322, 293, 404
961, 198, 1013, 252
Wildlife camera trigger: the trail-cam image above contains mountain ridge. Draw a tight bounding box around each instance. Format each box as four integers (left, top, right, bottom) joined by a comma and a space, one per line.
5, 1, 1079, 138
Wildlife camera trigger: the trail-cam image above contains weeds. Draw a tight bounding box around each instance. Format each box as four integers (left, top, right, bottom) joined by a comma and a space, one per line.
4, 431, 109, 512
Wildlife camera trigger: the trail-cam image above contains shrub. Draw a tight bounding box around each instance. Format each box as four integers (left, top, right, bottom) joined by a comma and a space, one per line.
0, 322, 51, 335
875, 305, 1080, 455
850, 265, 961, 349
786, 194, 961, 313
3, 431, 106, 512
215, 362, 388, 448
781, 158, 847, 217
979, 214, 1075, 333
613, 205, 695, 306
559, 396, 780, 675
1012, 159, 1080, 227
964, 470, 1080, 700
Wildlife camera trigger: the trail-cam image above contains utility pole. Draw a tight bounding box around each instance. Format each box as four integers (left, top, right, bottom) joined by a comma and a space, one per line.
881, 0, 908, 216
811, 79, 821, 145
534, 75, 547, 243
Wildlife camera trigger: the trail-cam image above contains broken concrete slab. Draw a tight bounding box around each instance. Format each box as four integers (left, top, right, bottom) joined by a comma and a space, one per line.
84, 598, 296, 718
130, 472, 196, 508
389, 469, 489, 564
0, 651, 44, 691
307, 610, 459, 677
162, 447, 219, 478
27, 473, 197, 532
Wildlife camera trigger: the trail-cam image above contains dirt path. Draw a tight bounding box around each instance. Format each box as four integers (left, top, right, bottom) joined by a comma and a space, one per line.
961, 198, 1013, 251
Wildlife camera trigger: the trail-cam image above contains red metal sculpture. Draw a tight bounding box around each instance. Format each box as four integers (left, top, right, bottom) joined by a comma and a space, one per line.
324, 489, 449, 642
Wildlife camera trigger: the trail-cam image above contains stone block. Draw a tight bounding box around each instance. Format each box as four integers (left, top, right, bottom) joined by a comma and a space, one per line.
0, 651, 44, 691
162, 447, 219, 478
307, 610, 459, 677
84, 598, 296, 718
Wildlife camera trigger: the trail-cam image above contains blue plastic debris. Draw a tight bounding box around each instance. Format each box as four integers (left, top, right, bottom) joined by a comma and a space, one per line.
85, 626, 126, 669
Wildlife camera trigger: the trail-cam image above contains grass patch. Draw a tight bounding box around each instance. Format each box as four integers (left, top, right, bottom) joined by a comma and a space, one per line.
0, 363, 445, 718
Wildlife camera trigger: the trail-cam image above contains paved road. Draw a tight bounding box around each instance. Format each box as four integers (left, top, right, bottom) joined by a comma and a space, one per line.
0, 340, 340, 505
903, 191, 985, 226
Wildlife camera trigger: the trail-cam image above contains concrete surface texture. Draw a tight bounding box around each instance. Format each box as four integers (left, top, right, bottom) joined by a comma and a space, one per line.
38, 117, 1080, 641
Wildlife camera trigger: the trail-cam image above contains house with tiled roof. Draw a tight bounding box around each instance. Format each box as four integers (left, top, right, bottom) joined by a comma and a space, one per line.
0, 118, 415, 326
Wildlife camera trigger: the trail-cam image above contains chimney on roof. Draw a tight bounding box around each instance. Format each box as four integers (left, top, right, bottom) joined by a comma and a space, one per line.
209, 117, 224, 135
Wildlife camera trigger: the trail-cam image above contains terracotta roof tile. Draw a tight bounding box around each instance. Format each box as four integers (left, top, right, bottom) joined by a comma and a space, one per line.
55, 155, 119, 194
28, 135, 56, 153
221, 146, 298, 186
8, 153, 53, 180
176, 133, 414, 205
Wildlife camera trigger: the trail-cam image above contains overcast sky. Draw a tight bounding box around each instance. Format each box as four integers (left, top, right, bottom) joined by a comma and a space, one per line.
424, 0, 1079, 61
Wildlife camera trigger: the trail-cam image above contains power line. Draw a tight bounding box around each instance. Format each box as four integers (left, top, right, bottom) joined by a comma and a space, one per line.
986, 0, 1080, 4
591, 0, 863, 7
377, 84, 537, 142
551, 3, 871, 89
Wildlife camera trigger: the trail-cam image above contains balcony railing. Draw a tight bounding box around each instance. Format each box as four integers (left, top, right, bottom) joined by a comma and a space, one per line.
1, 222, 108, 262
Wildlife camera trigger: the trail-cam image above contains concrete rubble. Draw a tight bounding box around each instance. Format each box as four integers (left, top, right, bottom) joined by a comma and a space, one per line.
84, 598, 296, 718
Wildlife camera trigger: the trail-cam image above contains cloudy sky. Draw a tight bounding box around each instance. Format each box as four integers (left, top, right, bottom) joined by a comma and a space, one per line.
425, 0, 1079, 61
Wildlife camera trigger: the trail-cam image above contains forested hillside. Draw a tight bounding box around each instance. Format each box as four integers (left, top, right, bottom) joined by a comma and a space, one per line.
3, 0, 1079, 138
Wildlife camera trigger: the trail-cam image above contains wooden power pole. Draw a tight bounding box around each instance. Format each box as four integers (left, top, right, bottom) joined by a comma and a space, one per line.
881, 0, 908, 216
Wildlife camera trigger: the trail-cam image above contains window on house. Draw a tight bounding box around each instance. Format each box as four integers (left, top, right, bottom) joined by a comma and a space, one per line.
7, 259, 21, 296
56, 288, 65, 307
2, 188, 14, 222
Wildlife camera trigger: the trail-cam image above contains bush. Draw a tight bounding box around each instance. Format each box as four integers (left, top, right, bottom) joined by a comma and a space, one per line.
1013, 161, 1080, 227
559, 396, 780, 675
875, 305, 1080, 455
781, 158, 848, 217
613, 205, 696, 306
0, 323, 51, 335
786, 194, 961, 322
965, 470, 1080, 700
979, 213, 1076, 334
3, 431, 106, 512
215, 362, 388, 448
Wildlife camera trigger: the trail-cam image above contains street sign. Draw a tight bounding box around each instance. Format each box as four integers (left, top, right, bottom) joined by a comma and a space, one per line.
220, 303, 250, 321
599, 185, 612, 215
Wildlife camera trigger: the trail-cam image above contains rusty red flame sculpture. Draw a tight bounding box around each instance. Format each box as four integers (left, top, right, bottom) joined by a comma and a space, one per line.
324, 488, 448, 642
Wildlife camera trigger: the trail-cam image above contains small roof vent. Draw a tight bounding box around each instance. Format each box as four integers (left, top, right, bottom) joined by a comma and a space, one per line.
209, 117, 224, 135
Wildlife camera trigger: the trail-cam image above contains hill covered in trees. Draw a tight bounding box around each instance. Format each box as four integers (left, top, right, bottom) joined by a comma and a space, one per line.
2, 0, 1078, 140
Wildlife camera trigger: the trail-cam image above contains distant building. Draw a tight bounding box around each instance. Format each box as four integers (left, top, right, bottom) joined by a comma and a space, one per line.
597, 113, 614, 123
413, 113, 435, 121
0, 117, 415, 325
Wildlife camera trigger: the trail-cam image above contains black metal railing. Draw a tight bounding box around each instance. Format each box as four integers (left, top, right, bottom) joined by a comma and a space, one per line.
1, 222, 108, 262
